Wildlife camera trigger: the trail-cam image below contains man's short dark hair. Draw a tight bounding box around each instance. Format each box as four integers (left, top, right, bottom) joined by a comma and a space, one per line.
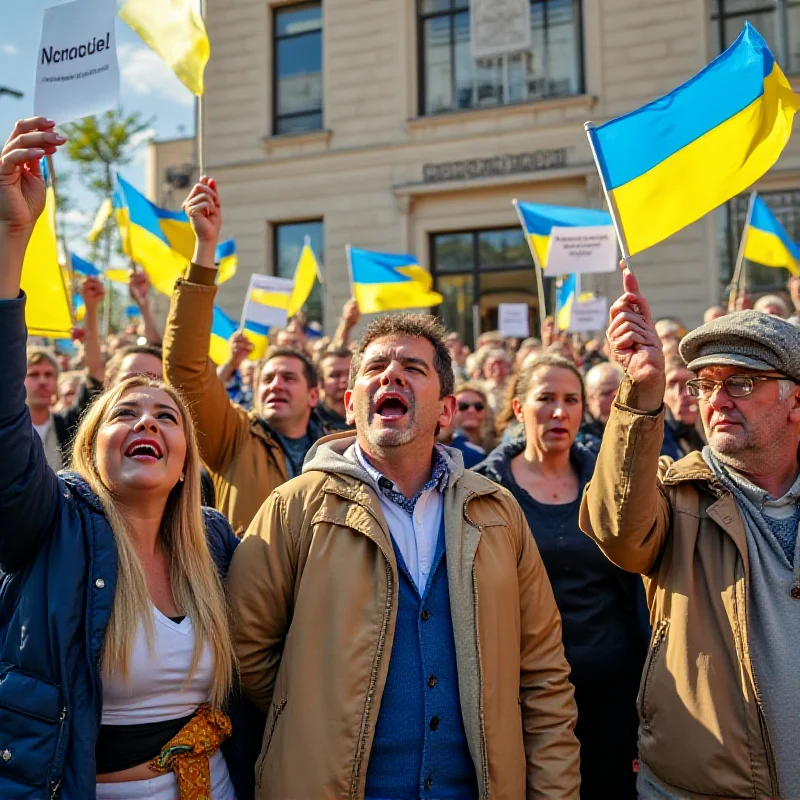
350, 314, 454, 398
262, 345, 318, 388
105, 344, 163, 387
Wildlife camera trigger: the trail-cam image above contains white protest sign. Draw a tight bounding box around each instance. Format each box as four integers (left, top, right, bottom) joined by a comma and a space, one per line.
546, 226, 618, 275
34, 0, 120, 124
498, 303, 530, 338
567, 296, 609, 333
241, 274, 295, 331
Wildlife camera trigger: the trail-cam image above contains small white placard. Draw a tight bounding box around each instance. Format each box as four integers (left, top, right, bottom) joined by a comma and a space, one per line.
546, 226, 618, 275
241, 274, 295, 331
498, 303, 530, 339
34, 0, 120, 124
568, 296, 609, 333
471, 0, 532, 59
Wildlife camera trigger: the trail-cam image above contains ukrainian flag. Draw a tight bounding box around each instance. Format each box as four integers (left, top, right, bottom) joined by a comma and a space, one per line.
71, 253, 101, 277
348, 246, 443, 314
514, 201, 612, 269
74, 293, 86, 323
586, 22, 800, 257
556, 274, 578, 331
119, 0, 210, 96
210, 304, 237, 365
87, 197, 113, 243
216, 239, 238, 285
242, 321, 269, 360
744, 195, 800, 275
287, 237, 322, 317
115, 175, 235, 295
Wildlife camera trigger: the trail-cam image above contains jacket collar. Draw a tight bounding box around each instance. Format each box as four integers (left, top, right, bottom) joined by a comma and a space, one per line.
59, 472, 105, 513
661, 450, 727, 494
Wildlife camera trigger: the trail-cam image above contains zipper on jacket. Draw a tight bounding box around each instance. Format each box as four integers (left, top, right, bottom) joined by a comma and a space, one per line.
464, 500, 490, 799
256, 698, 288, 790
48, 707, 68, 799
734, 564, 780, 795
640, 620, 668, 729
349, 555, 394, 799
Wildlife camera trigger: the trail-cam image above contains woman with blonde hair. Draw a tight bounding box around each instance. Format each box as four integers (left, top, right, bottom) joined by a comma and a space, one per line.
0, 119, 256, 799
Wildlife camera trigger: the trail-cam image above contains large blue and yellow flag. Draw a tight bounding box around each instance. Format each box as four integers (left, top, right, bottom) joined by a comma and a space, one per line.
744, 195, 800, 275
586, 22, 799, 257
348, 246, 443, 314
514, 201, 612, 269
287, 237, 322, 317
556, 274, 578, 331
119, 0, 210, 96
210, 304, 237, 365
115, 175, 236, 295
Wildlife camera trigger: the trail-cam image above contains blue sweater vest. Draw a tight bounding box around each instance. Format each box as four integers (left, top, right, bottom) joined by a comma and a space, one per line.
365, 519, 478, 800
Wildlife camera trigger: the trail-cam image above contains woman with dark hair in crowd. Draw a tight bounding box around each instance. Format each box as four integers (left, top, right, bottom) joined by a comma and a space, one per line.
0, 118, 258, 799
474, 354, 647, 799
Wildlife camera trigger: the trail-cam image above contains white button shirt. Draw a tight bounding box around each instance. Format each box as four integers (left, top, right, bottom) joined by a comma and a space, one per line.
354, 443, 446, 593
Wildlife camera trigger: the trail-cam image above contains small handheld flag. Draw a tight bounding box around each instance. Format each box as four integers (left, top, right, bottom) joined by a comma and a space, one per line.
240, 274, 294, 359
287, 236, 322, 318
744, 195, 800, 276
585, 22, 800, 260
347, 246, 443, 314
210, 305, 237, 365
87, 197, 113, 243
556, 274, 578, 331
71, 253, 101, 277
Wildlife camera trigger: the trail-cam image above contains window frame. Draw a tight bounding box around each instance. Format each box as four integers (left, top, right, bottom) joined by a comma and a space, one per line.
272, 218, 325, 323
416, 0, 585, 118
429, 226, 551, 346
272, 1, 324, 136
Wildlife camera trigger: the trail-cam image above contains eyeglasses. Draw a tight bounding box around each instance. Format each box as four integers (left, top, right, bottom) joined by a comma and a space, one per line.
685, 374, 793, 399
457, 401, 485, 412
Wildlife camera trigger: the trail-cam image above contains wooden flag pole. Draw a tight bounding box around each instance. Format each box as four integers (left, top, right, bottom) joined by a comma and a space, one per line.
728, 191, 756, 312
513, 199, 548, 335
584, 122, 632, 274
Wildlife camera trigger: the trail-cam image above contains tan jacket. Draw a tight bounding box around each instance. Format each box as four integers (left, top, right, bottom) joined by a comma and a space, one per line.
580, 378, 778, 799
228, 434, 580, 800
163, 265, 289, 533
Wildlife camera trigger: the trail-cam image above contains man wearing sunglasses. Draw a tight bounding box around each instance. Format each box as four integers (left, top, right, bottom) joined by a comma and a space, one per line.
581, 268, 800, 800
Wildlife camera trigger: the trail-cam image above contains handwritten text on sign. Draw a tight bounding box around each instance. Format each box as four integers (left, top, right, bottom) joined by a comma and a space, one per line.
498, 303, 530, 339
568, 297, 609, 333
34, 0, 120, 124
546, 226, 617, 276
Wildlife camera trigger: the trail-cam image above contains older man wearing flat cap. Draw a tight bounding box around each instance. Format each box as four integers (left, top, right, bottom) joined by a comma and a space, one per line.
581, 270, 800, 800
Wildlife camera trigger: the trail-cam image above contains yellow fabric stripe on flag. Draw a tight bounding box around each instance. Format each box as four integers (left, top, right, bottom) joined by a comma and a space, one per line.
287, 245, 320, 317
243, 328, 269, 360
119, 0, 210, 96
744, 227, 800, 275
353, 281, 444, 315
529, 234, 551, 270
611, 63, 799, 256
21, 188, 72, 337
106, 268, 131, 284
88, 197, 113, 243
395, 265, 434, 291
250, 289, 291, 310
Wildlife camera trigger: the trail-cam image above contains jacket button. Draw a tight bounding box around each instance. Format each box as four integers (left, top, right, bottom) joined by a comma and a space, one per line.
429, 715, 439, 731
95, 578, 105, 589
427, 675, 437, 688
1, 749, 11, 761
420, 610, 430, 621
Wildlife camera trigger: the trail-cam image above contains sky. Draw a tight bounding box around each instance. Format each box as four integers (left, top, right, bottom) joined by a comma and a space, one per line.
0, 1, 195, 262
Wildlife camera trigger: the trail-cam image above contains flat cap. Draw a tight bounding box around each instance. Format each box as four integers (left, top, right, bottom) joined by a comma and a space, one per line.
679, 310, 800, 381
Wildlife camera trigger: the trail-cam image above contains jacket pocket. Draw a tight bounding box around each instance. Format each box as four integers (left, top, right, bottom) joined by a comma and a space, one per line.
636, 619, 669, 728
0, 665, 67, 789
256, 697, 287, 791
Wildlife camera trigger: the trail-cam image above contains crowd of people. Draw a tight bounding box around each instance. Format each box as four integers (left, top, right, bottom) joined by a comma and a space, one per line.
5, 117, 800, 800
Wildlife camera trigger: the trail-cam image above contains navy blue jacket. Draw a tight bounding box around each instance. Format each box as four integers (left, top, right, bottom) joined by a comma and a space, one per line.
0, 294, 262, 799
474, 438, 649, 689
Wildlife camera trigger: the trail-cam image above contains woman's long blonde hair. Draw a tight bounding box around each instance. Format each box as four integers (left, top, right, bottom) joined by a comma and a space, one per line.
71, 376, 234, 707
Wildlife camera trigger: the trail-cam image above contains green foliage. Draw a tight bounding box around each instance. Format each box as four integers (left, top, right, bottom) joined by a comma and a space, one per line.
61, 107, 155, 197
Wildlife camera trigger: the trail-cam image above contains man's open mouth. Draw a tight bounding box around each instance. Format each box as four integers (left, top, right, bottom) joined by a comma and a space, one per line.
375, 393, 409, 418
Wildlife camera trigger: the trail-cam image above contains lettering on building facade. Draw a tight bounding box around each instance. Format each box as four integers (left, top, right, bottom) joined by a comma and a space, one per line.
422, 149, 569, 184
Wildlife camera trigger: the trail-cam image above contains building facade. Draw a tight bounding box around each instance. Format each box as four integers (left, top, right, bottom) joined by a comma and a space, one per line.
149, 0, 800, 342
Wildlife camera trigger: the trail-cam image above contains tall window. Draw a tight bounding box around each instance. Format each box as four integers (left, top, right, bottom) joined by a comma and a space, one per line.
273, 3, 323, 135
418, 0, 583, 116
274, 220, 324, 324
717, 191, 800, 296
711, 0, 800, 72
431, 227, 554, 347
